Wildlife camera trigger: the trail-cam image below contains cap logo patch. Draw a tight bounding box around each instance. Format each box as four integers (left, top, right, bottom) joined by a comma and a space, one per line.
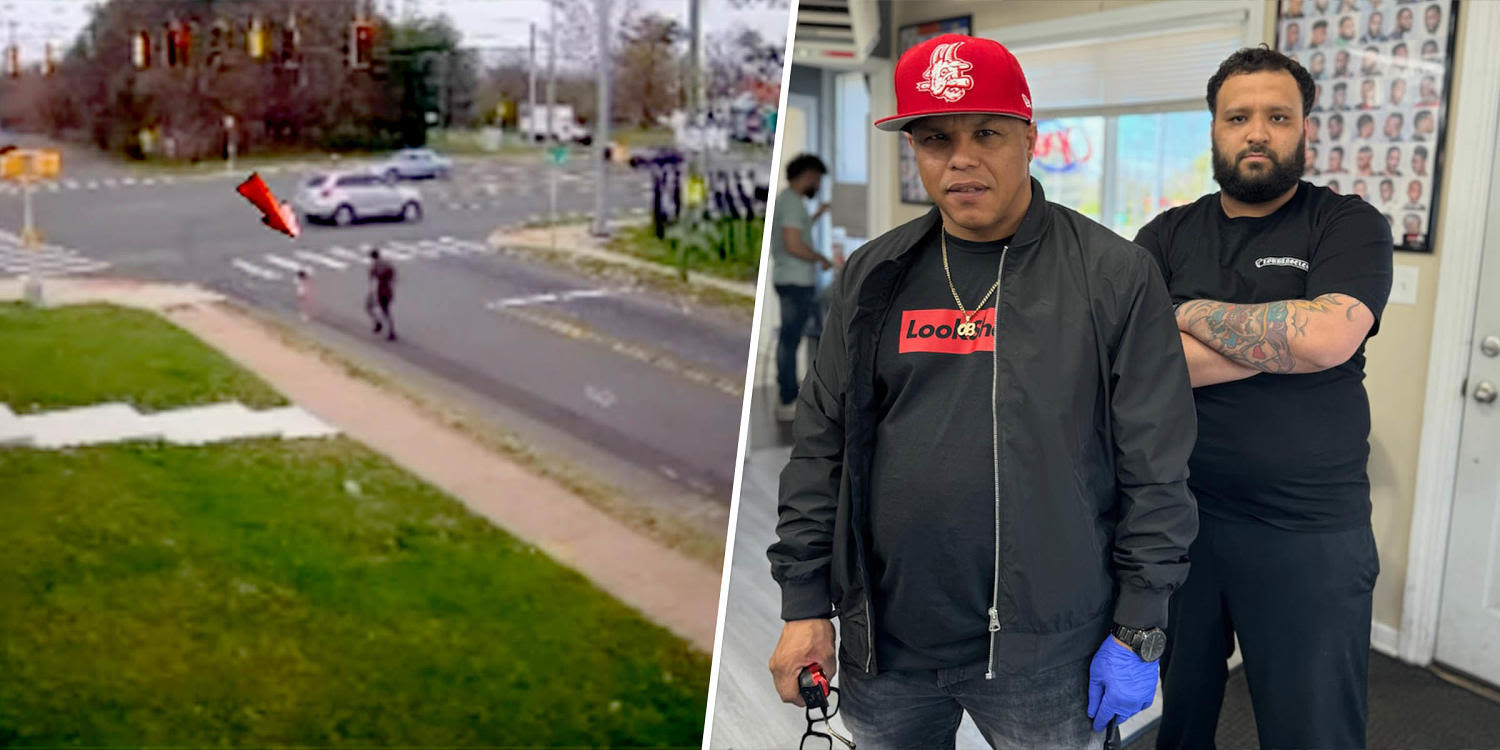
917, 42, 974, 103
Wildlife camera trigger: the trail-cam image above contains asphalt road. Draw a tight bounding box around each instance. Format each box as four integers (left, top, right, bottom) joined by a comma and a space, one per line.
0, 149, 758, 500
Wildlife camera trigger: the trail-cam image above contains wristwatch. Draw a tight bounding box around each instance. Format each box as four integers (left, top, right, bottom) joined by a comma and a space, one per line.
1111, 623, 1167, 662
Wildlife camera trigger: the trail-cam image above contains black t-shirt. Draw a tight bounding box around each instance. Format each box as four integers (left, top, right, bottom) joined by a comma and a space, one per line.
371, 260, 396, 297
1134, 182, 1392, 530
869, 230, 1011, 671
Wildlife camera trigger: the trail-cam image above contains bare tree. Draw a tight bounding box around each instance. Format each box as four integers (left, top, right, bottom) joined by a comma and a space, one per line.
613, 14, 683, 128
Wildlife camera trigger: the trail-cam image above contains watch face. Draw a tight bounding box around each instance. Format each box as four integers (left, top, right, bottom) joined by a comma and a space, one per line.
1138, 629, 1167, 661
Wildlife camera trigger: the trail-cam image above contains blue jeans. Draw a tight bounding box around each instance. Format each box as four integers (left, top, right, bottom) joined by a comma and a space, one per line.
776, 284, 817, 406
839, 659, 1105, 750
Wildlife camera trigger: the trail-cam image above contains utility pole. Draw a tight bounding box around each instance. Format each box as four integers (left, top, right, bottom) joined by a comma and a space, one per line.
591, 0, 612, 236
547, 0, 559, 246
547, 0, 556, 143
528, 21, 536, 143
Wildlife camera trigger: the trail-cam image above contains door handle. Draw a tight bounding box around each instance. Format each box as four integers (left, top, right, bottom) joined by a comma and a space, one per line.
1476, 381, 1498, 404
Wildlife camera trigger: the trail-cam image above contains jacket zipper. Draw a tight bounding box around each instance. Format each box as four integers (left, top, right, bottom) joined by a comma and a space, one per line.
986, 245, 1010, 680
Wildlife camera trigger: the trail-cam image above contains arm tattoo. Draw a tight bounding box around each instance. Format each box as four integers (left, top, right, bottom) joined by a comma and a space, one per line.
1176, 294, 1363, 374
1177, 299, 1298, 373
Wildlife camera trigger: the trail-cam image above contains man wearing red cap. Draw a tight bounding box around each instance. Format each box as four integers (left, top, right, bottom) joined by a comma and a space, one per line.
768, 34, 1198, 747
1133, 47, 1391, 749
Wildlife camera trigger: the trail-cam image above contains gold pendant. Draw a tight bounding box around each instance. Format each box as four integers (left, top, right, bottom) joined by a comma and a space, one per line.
958, 320, 978, 338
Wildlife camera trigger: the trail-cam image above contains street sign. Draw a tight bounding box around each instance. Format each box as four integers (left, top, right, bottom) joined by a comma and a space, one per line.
0, 149, 61, 180
548, 145, 568, 165
0, 151, 24, 180
36, 149, 60, 179
686, 174, 706, 207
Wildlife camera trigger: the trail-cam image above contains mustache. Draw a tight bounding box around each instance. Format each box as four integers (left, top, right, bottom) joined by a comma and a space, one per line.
1239, 146, 1278, 163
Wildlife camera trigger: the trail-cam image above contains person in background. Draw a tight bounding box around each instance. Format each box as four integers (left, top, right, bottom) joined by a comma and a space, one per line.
295, 268, 315, 322
770, 153, 834, 422
368, 248, 397, 342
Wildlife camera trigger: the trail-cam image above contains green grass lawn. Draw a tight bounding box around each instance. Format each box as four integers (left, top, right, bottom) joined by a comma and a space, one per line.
0, 304, 285, 413
0, 439, 708, 747
0, 304, 709, 746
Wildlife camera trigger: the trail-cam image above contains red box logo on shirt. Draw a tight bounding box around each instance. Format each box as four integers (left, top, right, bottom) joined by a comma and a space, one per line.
898, 308, 996, 354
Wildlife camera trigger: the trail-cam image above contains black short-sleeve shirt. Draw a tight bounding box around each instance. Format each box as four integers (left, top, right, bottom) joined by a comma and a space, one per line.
1133, 182, 1392, 530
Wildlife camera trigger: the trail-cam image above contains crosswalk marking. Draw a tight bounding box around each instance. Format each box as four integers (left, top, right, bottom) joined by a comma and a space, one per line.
233, 259, 281, 280
262, 253, 305, 273
229, 237, 495, 281
294, 250, 346, 270
0, 242, 111, 277
411, 240, 445, 259
326, 246, 367, 263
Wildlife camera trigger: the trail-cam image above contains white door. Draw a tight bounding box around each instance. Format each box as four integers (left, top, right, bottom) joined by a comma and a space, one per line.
1435, 130, 1500, 688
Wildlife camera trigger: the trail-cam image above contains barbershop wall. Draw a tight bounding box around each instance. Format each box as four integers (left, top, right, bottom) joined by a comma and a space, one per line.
878, 0, 1467, 642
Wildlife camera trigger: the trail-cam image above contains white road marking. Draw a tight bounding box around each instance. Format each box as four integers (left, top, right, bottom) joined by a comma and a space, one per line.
326, 246, 367, 263
584, 384, 618, 409
294, 250, 346, 270
485, 287, 623, 308
262, 253, 305, 273
233, 259, 281, 280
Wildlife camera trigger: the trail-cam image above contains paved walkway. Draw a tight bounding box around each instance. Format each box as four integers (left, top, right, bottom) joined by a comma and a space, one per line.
489, 221, 758, 300
0, 277, 722, 653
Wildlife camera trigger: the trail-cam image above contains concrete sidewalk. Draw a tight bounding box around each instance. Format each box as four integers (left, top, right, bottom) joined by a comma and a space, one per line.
489, 221, 759, 300
0, 277, 722, 653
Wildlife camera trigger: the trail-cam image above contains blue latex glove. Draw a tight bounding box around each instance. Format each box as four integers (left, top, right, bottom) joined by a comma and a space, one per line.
1086, 635, 1158, 732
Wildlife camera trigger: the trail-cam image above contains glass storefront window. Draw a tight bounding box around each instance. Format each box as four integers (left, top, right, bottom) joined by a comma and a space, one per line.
1032, 110, 1215, 240
1031, 117, 1106, 221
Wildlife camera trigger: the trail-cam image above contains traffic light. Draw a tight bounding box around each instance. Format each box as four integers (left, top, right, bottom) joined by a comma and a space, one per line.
132, 30, 150, 68
247, 17, 266, 59
174, 24, 191, 67
350, 21, 372, 69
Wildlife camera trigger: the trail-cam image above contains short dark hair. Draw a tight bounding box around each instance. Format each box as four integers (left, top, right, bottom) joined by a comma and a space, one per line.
785, 154, 827, 181
1208, 46, 1317, 117
1313, 19, 1328, 30
1358, 114, 1374, 128
1332, 146, 1345, 156
1414, 145, 1430, 157
1415, 110, 1434, 124
370, 248, 381, 260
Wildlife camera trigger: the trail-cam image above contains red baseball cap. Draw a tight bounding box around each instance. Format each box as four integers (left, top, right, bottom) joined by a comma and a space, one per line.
874, 34, 1033, 132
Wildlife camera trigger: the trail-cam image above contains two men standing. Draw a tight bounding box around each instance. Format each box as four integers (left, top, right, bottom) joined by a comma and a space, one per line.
770, 35, 1390, 750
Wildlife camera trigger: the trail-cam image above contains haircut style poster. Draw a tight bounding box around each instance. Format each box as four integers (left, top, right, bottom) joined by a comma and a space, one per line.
1279, 0, 1456, 252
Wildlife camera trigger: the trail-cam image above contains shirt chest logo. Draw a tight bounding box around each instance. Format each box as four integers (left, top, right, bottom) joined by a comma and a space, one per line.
899, 308, 996, 354
1254, 256, 1310, 271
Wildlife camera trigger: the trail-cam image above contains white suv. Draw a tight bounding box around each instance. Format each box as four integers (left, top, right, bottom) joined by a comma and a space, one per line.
295, 170, 423, 226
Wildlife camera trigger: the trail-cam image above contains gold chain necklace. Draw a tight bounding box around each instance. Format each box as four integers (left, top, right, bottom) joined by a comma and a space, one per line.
941, 230, 1003, 338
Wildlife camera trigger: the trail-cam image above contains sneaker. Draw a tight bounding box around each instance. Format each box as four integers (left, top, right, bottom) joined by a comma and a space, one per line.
774, 401, 797, 422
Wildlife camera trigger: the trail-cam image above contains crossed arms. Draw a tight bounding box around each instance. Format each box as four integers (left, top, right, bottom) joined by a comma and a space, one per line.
1175, 293, 1375, 387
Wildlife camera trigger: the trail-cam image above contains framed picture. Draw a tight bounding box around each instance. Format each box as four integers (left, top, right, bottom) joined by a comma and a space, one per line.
1279, 0, 1457, 253
896, 15, 973, 204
